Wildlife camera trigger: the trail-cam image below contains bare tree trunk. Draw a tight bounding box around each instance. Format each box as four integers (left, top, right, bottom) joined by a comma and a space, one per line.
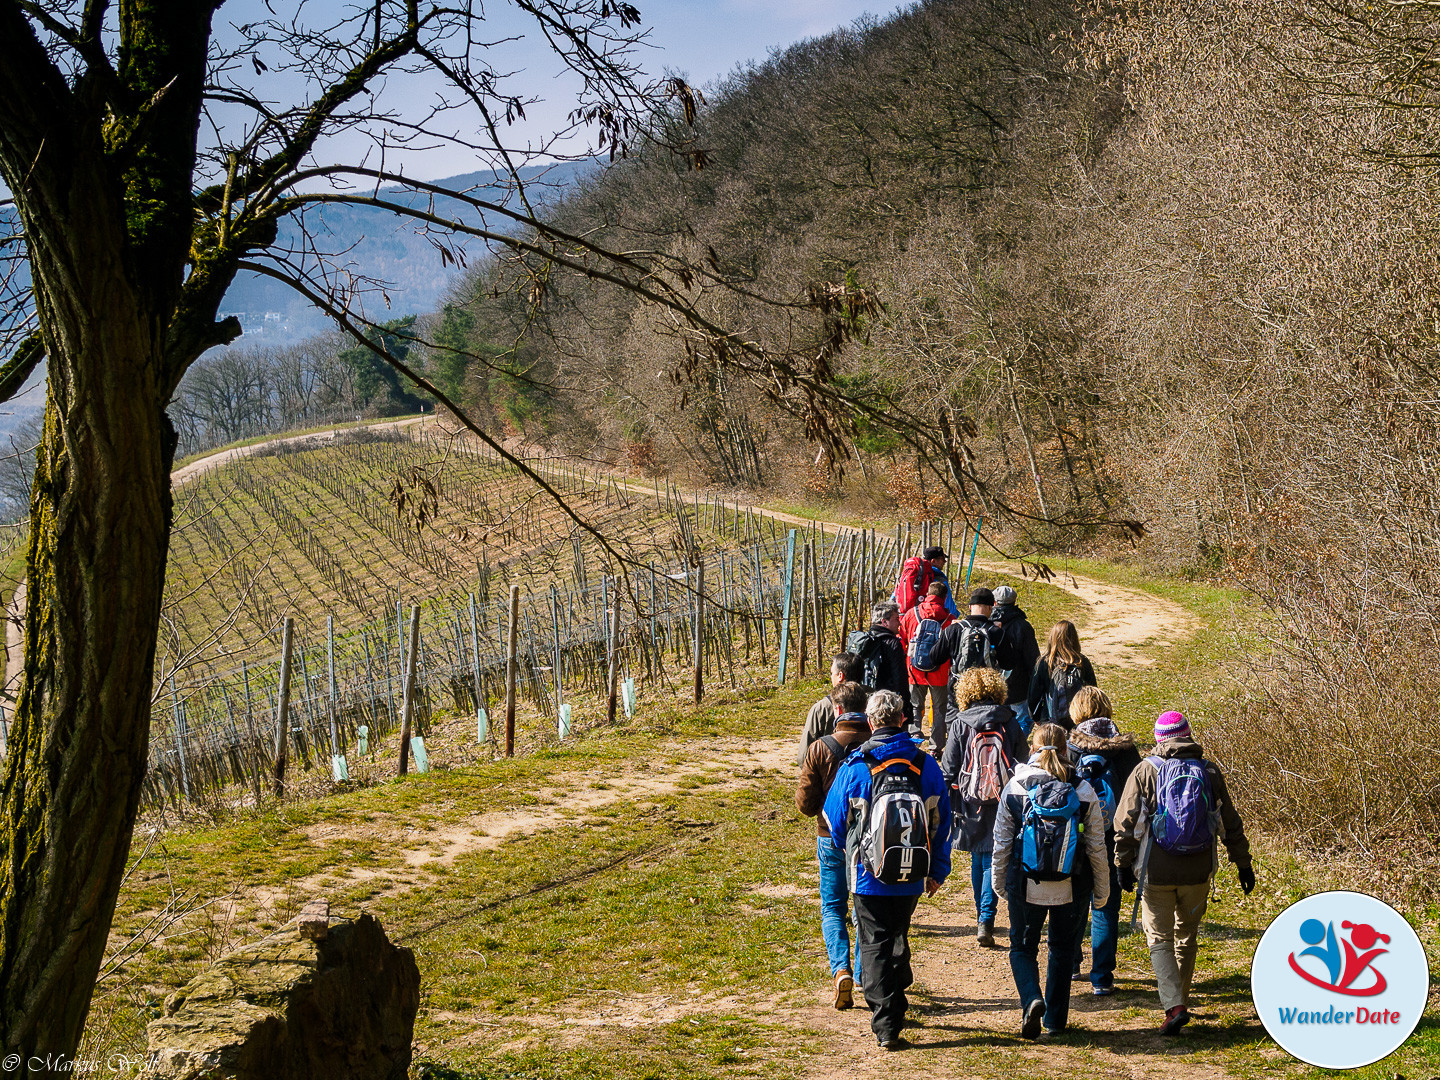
1006, 371, 1050, 519
0, 328, 175, 1067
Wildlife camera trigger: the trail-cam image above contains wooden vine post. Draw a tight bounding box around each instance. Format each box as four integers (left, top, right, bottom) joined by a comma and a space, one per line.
777, 529, 797, 684
505, 584, 519, 757
397, 605, 421, 776
606, 593, 622, 724
271, 615, 295, 797
797, 540, 811, 679
693, 558, 705, 705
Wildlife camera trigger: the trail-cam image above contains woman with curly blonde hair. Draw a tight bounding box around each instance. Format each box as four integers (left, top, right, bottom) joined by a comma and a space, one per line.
940, 666, 1028, 947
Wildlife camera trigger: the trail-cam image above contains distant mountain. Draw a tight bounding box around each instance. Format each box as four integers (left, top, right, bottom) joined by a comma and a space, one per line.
218, 159, 596, 340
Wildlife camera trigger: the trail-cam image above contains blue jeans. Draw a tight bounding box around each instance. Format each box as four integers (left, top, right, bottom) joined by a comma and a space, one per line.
1008, 891, 1079, 1032
1073, 865, 1122, 988
970, 850, 997, 924
818, 838, 860, 979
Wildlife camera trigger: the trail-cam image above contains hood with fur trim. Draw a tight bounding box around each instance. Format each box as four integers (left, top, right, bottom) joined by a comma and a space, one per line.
1068, 723, 1137, 756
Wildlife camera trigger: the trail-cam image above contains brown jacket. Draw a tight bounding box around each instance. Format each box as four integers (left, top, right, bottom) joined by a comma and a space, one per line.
1114, 737, 1252, 886
796, 714, 871, 838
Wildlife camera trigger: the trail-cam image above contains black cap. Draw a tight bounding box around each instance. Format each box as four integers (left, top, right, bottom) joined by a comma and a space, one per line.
923, 545, 947, 561
969, 587, 994, 607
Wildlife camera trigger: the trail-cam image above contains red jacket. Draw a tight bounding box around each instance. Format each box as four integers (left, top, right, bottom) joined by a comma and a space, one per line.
900, 596, 954, 686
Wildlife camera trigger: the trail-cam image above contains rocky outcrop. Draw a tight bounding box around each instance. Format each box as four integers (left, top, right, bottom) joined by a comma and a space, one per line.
146, 903, 419, 1080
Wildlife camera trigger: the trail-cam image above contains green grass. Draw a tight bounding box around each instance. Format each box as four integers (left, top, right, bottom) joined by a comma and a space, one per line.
84, 476, 1440, 1077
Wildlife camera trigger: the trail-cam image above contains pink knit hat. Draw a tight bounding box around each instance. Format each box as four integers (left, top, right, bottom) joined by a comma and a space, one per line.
1155, 711, 1191, 741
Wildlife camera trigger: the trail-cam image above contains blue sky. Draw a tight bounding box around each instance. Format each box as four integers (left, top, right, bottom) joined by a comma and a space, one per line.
209, 0, 909, 181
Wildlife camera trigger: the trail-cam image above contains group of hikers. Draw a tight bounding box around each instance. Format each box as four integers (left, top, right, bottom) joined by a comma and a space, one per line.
794, 546, 1255, 1051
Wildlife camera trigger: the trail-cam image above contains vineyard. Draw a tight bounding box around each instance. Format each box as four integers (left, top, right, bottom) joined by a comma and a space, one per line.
139, 423, 994, 810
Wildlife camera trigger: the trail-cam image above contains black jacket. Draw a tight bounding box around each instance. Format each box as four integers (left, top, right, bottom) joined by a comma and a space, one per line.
991, 603, 1040, 706
857, 623, 914, 724
937, 615, 1002, 708
1026, 654, 1097, 729
939, 701, 1029, 853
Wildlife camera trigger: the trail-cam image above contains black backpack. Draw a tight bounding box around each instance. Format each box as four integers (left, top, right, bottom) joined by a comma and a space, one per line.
855, 743, 932, 886
1045, 662, 1084, 726
846, 628, 888, 690
955, 620, 999, 671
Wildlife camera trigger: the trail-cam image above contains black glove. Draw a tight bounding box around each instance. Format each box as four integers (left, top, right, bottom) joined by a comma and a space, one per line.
1238, 866, 1256, 895
1119, 866, 1137, 892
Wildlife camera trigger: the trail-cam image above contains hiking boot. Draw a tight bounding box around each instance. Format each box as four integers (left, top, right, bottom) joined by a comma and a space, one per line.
1071, 966, 1085, 982
833, 971, 854, 1011
1092, 984, 1114, 997
1159, 1005, 1191, 1035
1021, 999, 1044, 1040
976, 921, 995, 948
877, 1034, 906, 1051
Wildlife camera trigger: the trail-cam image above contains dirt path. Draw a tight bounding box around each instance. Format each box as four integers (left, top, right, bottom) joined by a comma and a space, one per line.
170, 414, 428, 487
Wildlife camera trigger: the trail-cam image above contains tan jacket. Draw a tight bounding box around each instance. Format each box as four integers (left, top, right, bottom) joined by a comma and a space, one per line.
796, 715, 871, 838
795, 694, 836, 765
1114, 737, 1252, 886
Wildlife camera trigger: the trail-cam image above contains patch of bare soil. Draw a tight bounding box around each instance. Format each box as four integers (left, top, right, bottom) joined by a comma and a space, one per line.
245, 734, 797, 911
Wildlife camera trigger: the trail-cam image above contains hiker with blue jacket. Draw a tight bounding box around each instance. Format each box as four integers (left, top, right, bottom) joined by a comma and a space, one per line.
1114, 711, 1254, 1036
795, 680, 872, 1011
991, 723, 1110, 1039
940, 666, 1028, 948
824, 689, 952, 1051
1065, 687, 1141, 994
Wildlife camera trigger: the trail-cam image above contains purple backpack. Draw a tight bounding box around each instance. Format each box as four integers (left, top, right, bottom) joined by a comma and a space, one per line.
1146, 756, 1216, 855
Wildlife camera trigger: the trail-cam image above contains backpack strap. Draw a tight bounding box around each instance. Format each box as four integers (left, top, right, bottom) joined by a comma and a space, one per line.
867, 746, 925, 777
818, 734, 846, 760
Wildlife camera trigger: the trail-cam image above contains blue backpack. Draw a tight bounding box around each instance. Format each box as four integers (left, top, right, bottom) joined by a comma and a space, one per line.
1075, 753, 1118, 830
1019, 778, 1082, 882
1147, 755, 1217, 855
908, 617, 945, 672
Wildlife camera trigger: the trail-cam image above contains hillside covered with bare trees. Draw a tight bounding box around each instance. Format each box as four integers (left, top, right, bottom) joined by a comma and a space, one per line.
395, 0, 1440, 858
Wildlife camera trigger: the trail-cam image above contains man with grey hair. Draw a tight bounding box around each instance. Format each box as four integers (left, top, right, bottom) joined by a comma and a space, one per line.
990, 585, 1040, 732
846, 601, 916, 733
824, 687, 951, 1049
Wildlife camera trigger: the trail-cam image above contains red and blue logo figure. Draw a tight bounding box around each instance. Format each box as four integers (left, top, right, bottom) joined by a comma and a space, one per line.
1289, 918, 1390, 996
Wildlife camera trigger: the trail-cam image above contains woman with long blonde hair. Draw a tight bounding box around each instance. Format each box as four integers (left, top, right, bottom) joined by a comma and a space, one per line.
1026, 621, 1096, 730
989, 723, 1110, 1039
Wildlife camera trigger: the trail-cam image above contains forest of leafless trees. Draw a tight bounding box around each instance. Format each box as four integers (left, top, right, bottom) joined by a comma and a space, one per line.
390, 0, 1440, 851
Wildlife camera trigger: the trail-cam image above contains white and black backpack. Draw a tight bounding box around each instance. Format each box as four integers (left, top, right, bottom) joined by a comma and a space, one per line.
855, 744, 932, 886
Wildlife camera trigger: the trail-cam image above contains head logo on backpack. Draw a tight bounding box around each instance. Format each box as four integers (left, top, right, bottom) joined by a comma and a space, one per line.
908, 617, 945, 672
958, 719, 1016, 804
846, 628, 887, 690
856, 745, 932, 886
1075, 753, 1117, 830
1019, 778, 1082, 882
1147, 756, 1218, 854
1045, 662, 1083, 725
